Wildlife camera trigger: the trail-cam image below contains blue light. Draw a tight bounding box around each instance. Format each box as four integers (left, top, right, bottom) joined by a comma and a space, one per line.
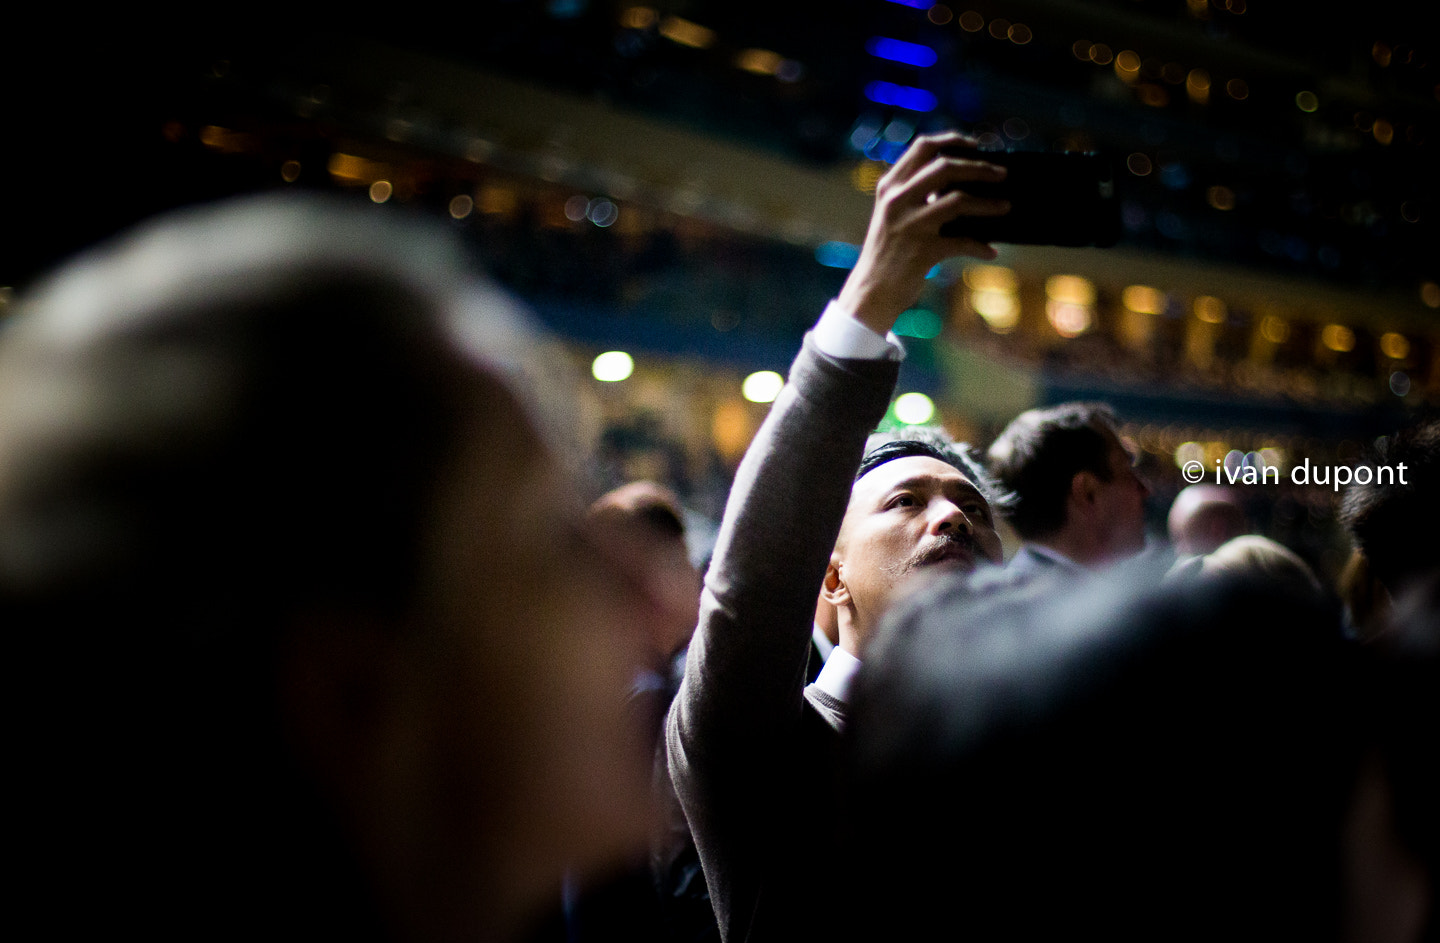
815, 241, 861, 269
546, 0, 586, 18
864, 81, 937, 112
864, 138, 905, 163
848, 117, 882, 152
866, 37, 939, 68
1160, 163, 1191, 190
894, 308, 944, 338
884, 0, 930, 7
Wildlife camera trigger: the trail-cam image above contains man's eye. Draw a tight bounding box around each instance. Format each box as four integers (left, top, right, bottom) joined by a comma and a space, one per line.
890, 495, 916, 509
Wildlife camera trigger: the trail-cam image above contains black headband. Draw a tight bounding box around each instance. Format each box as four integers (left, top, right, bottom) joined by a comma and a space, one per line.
856, 439, 969, 481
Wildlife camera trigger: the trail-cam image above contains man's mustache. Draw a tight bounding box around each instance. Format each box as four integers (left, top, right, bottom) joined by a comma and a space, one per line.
907, 532, 981, 571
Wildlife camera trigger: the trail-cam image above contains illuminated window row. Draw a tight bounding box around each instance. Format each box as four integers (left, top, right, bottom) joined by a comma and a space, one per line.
619, 7, 803, 81
959, 265, 1428, 365
590, 348, 937, 424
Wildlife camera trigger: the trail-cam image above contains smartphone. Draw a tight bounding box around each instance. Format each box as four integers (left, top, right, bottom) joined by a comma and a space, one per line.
938, 150, 1121, 248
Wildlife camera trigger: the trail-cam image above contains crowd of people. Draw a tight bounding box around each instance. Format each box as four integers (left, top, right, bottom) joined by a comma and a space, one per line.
1, 133, 1434, 942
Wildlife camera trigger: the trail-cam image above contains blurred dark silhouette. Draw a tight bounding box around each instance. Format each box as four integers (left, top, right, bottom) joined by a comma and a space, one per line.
1, 194, 663, 942
1341, 418, 1440, 600
837, 561, 1394, 942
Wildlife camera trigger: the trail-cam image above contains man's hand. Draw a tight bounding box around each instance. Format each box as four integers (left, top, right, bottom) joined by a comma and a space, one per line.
836, 132, 1010, 337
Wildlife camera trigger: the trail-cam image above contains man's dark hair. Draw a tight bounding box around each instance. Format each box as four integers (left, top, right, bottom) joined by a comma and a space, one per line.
1340, 418, 1440, 594
857, 426, 1011, 512
985, 402, 1119, 539
836, 563, 1360, 942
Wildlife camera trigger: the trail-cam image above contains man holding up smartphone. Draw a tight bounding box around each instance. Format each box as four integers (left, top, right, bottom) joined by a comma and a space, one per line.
664, 132, 1011, 943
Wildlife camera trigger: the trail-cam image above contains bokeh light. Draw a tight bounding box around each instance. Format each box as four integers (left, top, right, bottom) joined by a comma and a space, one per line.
1320, 324, 1355, 353
742, 370, 784, 403
1380, 332, 1410, 360
592, 350, 635, 382
894, 392, 936, 425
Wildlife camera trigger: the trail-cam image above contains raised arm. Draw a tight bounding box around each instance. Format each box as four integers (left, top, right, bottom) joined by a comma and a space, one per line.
664, 132, 1008, 942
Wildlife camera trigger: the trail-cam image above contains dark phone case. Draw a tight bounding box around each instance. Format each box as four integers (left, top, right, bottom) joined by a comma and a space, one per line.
938, 151, 1122, 247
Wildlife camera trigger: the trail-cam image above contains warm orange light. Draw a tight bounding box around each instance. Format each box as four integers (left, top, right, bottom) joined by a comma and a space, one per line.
199, 125, 256, 153
851, 161, 884, 194
712, 400, 756, 462
964, 264, 1018, 292
1320, 324, 1355, 353
1123, 285, 1166, 314
1048, 275, 1095, 305
1380, 332, 1410, 360
1194, 296, 1227, 324
449, 195, 474, 219
1206, 186, 1235, 210
620, 6, 657, 29
328, 152, 388, 183
736, 48, 783, 76
1114, 50, 1141, 83
478, 185, 518, 216
660, 15, 715, 48
1187, 68, 1211, 104
1260, 315, 1289, 344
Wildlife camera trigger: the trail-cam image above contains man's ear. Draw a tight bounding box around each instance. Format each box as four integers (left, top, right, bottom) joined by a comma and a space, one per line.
1070, 469, 1102, 513
822, 554, 851, 607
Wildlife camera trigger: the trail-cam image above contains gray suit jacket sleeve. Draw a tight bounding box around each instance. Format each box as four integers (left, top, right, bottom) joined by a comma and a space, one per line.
665, 333, 898, 942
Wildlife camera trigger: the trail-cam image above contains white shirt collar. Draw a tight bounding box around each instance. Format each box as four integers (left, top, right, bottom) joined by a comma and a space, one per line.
811, 624, 836, 662
811, 645, 862, 705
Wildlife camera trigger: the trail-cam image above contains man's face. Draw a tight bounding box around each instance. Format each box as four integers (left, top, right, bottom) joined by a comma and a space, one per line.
1092, 428, 1150, 561
833, 455, 1003, 632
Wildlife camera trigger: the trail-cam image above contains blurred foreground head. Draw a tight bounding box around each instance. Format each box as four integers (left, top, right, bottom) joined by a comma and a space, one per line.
840, 564, 1372, 942
1341, 417, 1440, 597
0, 196, 657, 941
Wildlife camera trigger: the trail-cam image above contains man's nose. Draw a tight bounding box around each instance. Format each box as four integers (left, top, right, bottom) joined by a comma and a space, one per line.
932, 499, 971, 535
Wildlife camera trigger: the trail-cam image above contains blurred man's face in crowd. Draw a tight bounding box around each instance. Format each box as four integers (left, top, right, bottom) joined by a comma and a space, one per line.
1093, 426, 1150, 562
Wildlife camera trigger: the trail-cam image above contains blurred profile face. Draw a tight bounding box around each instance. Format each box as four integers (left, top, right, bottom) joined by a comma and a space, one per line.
389, 376, 662, 940
1093, 428, 1149, 561
833, 456, 1003, 633
587, 483, 702, 661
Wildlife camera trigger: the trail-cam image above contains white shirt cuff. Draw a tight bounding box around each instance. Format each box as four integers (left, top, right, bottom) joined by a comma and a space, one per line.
811, 644, 863, 706
812, 300, 906, 362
